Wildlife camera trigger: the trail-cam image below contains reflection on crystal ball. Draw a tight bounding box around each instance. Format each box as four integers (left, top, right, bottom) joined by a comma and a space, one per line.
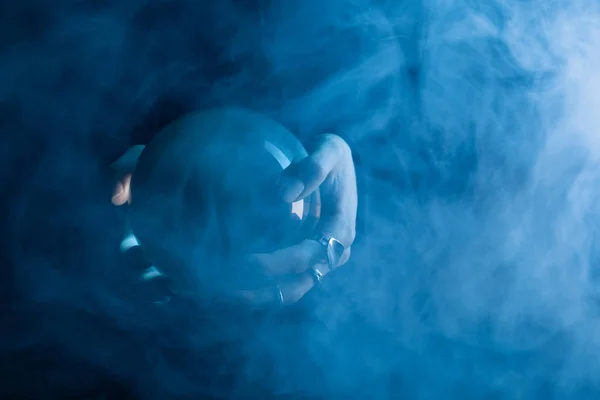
128, 107, 320, 277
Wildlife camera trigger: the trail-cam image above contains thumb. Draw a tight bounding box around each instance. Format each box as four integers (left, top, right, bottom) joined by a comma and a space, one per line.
110, 145, 145, 206
112, 174, 132, 206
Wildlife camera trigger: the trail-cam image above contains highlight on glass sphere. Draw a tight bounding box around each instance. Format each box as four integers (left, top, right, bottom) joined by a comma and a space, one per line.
128, 107, 320, 282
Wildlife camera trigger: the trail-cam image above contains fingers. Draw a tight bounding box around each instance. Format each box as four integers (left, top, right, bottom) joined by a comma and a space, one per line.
249, 239, 352, 276
110, 145, 145, 206
111, 174, 132, 206
280, 134, 357, 248
249, 239, 324, 276
232, 262, 330, 308
278, 264, 328, 304
245, 134, 357, 283
233, 242, 352, 308
278, 134, 349, 203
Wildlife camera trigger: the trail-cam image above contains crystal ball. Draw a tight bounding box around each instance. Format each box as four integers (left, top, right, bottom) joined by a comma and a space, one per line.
128, 107, 320, 281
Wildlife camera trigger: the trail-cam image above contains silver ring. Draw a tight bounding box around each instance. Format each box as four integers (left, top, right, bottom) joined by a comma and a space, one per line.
275, 285, 284, 305
313, 235, 346, 271
309, 267, 324, 285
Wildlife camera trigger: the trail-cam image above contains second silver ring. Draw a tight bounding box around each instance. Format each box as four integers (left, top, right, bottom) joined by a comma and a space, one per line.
309, 267, 324, 285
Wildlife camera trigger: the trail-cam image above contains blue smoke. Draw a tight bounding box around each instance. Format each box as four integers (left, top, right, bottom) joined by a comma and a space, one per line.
3, 0, 600, 398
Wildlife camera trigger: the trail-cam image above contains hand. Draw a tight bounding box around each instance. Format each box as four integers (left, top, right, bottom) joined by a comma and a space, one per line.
231, 133, 358, 307
111, 145, 144, 206
111, 135, 357, 308
112, 173, 132, 206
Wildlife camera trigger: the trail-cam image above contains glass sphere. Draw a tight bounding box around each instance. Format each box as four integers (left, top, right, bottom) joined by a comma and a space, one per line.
128, 107, 320, 282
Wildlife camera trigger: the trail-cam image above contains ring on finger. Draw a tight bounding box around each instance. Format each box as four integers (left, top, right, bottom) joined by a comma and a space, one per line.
309, 267, 324, 285
275, 285, 285, 306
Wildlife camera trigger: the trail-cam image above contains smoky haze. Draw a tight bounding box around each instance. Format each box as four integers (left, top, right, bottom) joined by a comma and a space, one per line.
2, 0, 600, 398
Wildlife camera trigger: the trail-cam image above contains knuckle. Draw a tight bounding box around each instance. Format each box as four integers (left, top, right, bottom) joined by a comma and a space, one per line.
337, 247, 351, 268
321, 133, 352, 159
330, 216, 356, 246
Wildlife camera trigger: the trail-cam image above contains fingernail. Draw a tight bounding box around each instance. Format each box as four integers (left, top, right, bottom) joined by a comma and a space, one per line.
278, 177, 304, 203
